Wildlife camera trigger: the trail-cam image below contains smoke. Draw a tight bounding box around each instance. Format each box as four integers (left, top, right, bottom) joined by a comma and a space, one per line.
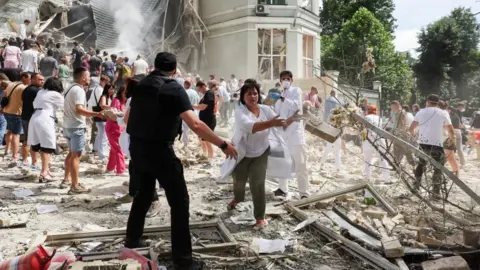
107, 0, 145, 58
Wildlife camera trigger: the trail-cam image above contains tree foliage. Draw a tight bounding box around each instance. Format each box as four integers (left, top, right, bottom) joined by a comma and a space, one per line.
414, 8, 480, 100
322, 8, 412, 105
320, 0, 396, 36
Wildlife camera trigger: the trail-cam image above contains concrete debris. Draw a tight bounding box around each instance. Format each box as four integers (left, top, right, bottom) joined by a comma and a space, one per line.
421, 256, 470, 270
69, 259, 142, 270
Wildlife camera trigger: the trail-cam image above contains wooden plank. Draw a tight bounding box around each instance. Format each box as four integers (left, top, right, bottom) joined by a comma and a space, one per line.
216, 220, 237, 244
46, 220, 219, 242
284, 203, 401, 270
366, 184, 397, 215
293, 182, 368, 208
353, 113, 480, 205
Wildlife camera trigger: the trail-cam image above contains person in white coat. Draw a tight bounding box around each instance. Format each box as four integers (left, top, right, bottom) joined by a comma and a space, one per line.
225, 81, 291, 229
319, 90, 342, 170
363, 105, 390, 183
273, 70, 309, 199
28, 77, 64, 182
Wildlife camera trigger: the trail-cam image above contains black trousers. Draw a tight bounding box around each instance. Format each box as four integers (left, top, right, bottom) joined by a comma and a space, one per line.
128, 160, 159, 201
126, 142, 192, 268
414, 144, 446, 194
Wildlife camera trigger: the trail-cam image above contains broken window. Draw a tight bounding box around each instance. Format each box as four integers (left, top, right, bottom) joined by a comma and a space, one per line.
303, 35, 314, 78
258, 29, 286, 80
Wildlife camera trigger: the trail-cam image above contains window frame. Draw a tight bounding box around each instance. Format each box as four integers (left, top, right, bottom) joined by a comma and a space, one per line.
258, 0, 287, 5
258, 28, 287, 80
302, 34, 314, 78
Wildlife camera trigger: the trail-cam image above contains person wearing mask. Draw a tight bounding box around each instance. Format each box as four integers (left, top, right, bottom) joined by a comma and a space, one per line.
21, 44, 39, 73
363, 105, 390, 183
181, 79, 200, 148
217, 81, 231, 126
124, 53, 237, 269
3, 40, 21, 69
105, 86, 127, 175
273, 70, 309, 199
28, 78, 64, 182
447, 105, 465, 168
101, 55, 115, 83
409, 94, 454, 198
225, 81, 292, 229
3, 72, 30, 162
194, 80, 218, 165
62, 67, 104, 194
71, 42, 85, 70
88, 76, 110, 162
132, 55, 149, 80
39, 49, 58, 79
319, 90, 342, 171
21, 73, 44, 168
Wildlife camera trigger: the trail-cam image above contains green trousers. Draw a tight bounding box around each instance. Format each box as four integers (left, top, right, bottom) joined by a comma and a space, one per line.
232, 147, 270, 220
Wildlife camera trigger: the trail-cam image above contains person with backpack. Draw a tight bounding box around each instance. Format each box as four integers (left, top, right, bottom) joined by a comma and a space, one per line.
114, 57, 131, 89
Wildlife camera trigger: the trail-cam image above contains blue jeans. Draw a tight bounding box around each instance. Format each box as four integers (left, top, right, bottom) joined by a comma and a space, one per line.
0, 114, 6, 145
94, 122, 108, 159
4, 113, 23, 135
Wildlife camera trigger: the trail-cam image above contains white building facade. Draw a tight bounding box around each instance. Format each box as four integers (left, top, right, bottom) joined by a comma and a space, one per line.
199, 0, 321, 81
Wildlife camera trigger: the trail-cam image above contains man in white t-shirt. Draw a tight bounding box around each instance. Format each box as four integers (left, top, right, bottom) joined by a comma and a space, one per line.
63, 67, 104, 195
409, 94, 454, 197
132, 55, 149, 80
21, 44, 38, 73
218, 84, 231, 126
17, 19, 30, 40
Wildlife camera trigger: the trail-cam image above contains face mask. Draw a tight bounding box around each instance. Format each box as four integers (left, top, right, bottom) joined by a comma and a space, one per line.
282, 80, 291, 89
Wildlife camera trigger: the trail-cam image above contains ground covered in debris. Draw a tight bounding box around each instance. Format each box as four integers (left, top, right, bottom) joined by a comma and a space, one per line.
1, 122, 480, 269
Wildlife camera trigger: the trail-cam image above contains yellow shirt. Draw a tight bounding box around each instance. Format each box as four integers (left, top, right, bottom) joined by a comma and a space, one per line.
3, 82, 26, 116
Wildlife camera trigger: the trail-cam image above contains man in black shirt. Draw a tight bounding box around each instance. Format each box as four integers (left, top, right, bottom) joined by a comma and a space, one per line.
71, 42, 84, 69
88, 49, 102, 77
21, 73, 44, 168
125, 52, 237, 269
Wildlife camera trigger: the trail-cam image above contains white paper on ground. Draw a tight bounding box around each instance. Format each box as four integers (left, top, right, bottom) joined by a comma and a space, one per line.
230, 214, 256, 225
113, 192, 123, 198
293, 217, 317, 232
13, 189, 34, 198
36, 204, 59, 214
251, 238, 288, 253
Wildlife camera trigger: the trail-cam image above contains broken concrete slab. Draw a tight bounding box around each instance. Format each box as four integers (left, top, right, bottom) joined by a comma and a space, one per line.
463, 227, 480, 247
421, 256, 469, 270
363, 209, 388, 220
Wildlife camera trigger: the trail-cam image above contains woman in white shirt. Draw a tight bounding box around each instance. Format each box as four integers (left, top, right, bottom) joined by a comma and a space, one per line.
227, 81, 292, 229
28, 78, 64, 182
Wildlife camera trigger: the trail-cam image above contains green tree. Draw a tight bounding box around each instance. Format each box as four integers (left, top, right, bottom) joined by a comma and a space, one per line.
320, 0, 396, 36
414, 8, 480, 99
322, 8, 412, 105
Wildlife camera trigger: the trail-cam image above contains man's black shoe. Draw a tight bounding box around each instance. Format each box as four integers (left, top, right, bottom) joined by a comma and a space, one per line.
273, 188, 287, 197
124, 239, 149, 248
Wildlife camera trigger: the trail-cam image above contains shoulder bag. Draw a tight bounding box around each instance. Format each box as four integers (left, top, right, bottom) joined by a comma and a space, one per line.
91, 86, 105, 122
1, 83, 22, 108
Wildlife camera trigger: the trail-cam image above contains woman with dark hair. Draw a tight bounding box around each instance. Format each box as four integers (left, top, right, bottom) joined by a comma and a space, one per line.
105, 86, 127, 175
2, 40, 21, 69
222, 81, 291, 229
28, 77, 64, 182
412, 104, 420, 116
94, 83, 114, 162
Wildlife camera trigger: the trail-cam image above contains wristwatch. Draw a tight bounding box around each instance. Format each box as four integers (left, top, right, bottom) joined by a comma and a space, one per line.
219, 141, 228, 150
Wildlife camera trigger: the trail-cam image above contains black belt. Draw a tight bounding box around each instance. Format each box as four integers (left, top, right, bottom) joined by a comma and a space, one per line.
34, 108, 56, 121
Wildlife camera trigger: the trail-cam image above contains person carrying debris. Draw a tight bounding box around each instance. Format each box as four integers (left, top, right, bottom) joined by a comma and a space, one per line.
363, 105, 390, 183
319, 90, 342, 171
409, 94, 454, 198
273, 70, 309, 199
124, 52, 237, 269
224, 80, 292, 229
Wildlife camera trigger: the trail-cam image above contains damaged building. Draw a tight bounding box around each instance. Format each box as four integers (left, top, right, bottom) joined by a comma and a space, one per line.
0, 0, 320, 81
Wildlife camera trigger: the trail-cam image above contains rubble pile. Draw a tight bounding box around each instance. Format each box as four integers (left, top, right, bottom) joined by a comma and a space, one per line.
0, 112, 480, 269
